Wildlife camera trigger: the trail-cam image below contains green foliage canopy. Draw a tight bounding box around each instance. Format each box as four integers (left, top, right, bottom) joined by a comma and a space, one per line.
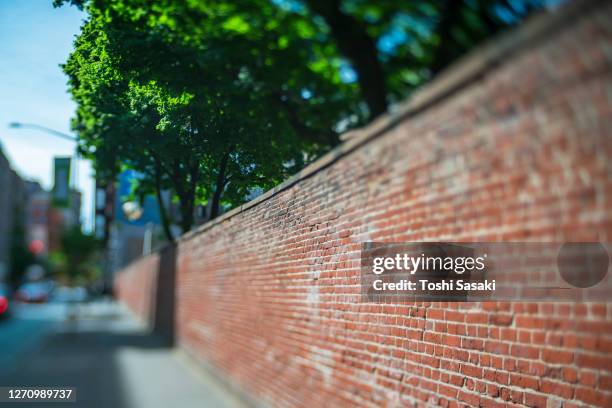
58, 0, 546, 240
61, 0, 363, 240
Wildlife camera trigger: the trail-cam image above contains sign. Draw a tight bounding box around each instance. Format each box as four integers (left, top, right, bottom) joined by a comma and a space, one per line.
52, 157, 71, 207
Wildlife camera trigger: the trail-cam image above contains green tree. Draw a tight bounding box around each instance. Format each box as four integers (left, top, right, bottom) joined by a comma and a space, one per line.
61, 0, 358, 240
54, 227, 100, 285
57, 0, 546, 240
301, 0, 546, 117
58, 0, 546, 119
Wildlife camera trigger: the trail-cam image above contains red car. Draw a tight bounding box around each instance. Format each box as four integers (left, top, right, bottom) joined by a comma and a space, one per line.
0, 283, 10, 318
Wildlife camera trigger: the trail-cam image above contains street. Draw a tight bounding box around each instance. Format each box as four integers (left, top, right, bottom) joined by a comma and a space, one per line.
0, 301, 246, 408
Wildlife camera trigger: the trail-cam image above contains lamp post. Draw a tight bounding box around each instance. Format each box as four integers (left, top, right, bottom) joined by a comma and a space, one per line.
8, 122, 80, 188
8, 122, 78, 141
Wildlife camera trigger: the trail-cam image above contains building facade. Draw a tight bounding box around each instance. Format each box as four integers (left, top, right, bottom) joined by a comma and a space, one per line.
0, 145, 26, 282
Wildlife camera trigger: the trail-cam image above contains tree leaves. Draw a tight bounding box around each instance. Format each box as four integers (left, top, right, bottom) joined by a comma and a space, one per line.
59, 0, 544, 238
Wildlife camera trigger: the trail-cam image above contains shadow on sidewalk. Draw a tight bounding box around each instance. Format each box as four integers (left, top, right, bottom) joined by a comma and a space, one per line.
152, 243, 177, 344
0, 318, 171, 408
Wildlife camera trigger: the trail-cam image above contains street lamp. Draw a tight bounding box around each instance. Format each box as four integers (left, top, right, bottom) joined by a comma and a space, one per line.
8, 122, 78, 142
7, 121, 81, 190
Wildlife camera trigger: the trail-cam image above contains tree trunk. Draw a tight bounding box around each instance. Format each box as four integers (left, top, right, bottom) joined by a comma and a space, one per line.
305, 0, 388, 119
272, 92, 340, 146
430, 0, 464, 76
153, 158, 174, 243
179, 197, 194, 233
209, 149, 231, 220
171, 159, 196, 234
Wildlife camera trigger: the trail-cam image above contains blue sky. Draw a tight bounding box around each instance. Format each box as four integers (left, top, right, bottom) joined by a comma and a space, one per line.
0, 1, 92, 230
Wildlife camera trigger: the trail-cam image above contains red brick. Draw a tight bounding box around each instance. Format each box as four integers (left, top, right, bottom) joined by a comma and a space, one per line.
457, 391, 480, 406
489, 314, 513, 326
479, 397, 505, 408
600, 374, 612, 391
510, 373, 539, 391
576, 353, 612, 370
542, 349, 574, 364
524, 392, 547, 408
539, 379, 574, 399
575, 387, 612, 406
511, 344, 539, 359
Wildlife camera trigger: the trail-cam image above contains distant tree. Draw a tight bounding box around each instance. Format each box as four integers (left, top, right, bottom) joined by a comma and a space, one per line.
54, 227, 99, 285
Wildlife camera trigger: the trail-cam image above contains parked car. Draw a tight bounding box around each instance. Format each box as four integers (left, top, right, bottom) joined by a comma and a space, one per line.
14, 282, 51, 303
51, 286, 88, 303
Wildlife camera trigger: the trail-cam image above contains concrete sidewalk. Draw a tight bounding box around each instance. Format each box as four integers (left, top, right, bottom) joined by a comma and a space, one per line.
0, 302, 247, 408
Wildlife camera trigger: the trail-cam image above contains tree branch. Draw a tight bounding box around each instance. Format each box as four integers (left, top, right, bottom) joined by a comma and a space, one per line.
305, 0, 388, 119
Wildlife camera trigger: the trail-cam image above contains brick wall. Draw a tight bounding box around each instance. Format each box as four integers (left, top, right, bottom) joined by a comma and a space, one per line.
115, 244, 177, 341
115, 1, 612, 407
115, 251, 159, 324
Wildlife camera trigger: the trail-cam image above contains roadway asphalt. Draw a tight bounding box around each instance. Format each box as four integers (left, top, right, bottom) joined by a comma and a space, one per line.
0, 300, 247, 408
